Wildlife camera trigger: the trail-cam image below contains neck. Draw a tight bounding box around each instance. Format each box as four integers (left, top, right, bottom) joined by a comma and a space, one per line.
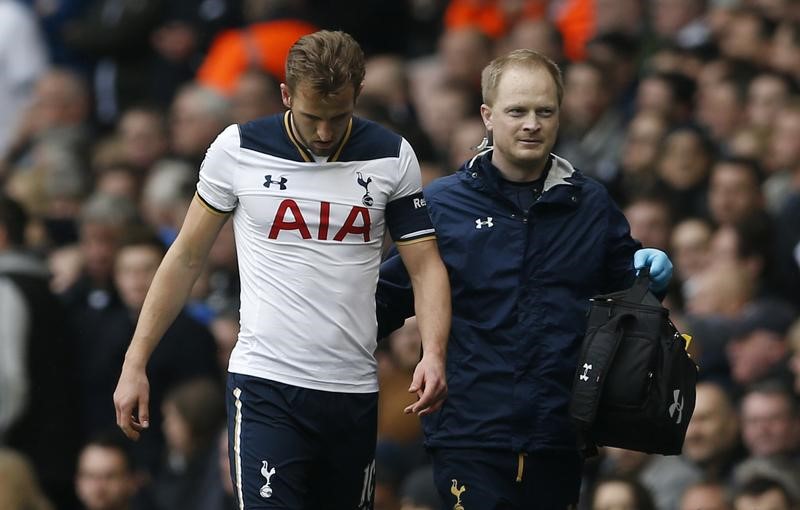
491, 152, 550, 183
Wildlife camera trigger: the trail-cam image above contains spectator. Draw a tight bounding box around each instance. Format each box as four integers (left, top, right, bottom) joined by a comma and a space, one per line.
399, 465, 439, 510
726, 299, 797, 390
60, 0, 161, 126
624, 194, 673, 251
74, 229, 218, 471
139, 159, 195, 246
590, 476, 656, 510
635, 71, 696, 125
650, 0, 711, 48
61, 193, 138, 311
151, 378, 225, 510
0, 448, 55, 510
732, 476, 797, 510
787, 319, 800, 394
75, 433, 151, 510
745, 71, 793, 136
0, 193, 80, 508
655, 124, 714, 221
557, 60, 626, 182
608, 110, 669, 207
116, 106, 170, 174
230, 69, 283, 125
499, 19, 564, 65
671, 218, 713, 285
718, 7, 777, 63
695, 76, 746, 150
641, 382, 743, 510
679, 481, 731, 510
0, 0, 48, 159
708, 157, 765, 227
3, 68, 91, 171
764, 101, 800, 215
740, 380, 800, 459
169, 83, 232, 168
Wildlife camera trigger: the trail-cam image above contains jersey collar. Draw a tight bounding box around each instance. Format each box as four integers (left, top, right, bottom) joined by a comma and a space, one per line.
283, 111, 353, 163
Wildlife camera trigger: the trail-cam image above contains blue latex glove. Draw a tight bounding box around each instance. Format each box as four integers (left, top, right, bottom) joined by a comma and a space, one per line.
633, 248, 673, 293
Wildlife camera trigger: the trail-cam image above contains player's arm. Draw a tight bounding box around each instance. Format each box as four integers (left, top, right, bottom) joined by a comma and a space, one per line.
114, 195, 229, 440
395, 238, 451, 416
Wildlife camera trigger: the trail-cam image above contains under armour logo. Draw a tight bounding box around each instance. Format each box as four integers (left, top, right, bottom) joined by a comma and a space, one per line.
668, 389, 684, 424
264, 175, 288, 190
259, 460, 276, 498
475, 217, 494, 229
579, 363, 592, 382
357, 172, 373, 206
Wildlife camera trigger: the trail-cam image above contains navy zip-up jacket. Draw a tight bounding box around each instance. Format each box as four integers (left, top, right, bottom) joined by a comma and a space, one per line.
377, 150, 640, 453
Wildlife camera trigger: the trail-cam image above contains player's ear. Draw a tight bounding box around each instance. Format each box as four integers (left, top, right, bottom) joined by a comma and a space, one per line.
280, 83, 292, 109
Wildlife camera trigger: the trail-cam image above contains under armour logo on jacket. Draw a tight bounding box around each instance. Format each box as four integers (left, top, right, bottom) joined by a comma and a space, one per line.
264, 175, 288, 190
475, 217, 493, 229
669, 389, 684, 424
579, 363, 592, 382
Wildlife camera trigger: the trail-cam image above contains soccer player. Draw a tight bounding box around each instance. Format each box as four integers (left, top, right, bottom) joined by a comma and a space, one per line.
114, 30, 451, 509
377, 49, 672, 509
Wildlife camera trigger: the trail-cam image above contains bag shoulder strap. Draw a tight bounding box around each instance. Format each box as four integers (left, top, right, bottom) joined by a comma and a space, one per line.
570, 312, 634, 425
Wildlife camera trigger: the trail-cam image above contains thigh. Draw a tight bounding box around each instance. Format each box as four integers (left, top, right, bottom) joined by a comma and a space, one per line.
430, 448, 516, 510
309, 392, 379, 510
226, 373, 317, 510
518, 451, 583, 510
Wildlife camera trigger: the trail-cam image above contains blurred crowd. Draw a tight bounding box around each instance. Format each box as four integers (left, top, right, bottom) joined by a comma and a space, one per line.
1, 0, 800, 509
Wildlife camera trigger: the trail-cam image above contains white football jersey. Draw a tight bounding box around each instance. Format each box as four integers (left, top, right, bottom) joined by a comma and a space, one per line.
196, 112, 434, 392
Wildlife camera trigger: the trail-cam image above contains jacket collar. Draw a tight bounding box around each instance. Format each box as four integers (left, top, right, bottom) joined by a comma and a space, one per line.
460, 149, 583, 207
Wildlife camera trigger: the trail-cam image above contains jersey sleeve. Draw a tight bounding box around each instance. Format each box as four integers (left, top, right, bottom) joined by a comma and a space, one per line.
385, 138, 436, 245
196, 124, 241, 214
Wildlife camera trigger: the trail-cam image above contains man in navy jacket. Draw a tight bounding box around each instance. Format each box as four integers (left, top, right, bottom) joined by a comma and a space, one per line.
377, 49, 672, 509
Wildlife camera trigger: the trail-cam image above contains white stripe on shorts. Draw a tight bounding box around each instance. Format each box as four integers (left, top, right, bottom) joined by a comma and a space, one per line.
234, 387, 244, 510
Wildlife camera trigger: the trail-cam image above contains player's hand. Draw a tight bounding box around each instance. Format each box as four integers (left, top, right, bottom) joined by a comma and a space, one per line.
113, 365, 151, 441
633, 248, 673, 293
404, 352, 447, 416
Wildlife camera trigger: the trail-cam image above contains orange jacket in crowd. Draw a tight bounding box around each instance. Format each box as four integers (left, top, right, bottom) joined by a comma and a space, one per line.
197, 19, 318, 95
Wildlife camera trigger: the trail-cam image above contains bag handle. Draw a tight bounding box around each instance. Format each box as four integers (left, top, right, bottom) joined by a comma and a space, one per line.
570, 312, 634, 426
624, 266, 651, 304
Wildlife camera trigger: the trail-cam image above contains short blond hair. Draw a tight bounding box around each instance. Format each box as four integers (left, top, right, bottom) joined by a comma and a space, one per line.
285, 30, 365, 97
481, 49, 563, 106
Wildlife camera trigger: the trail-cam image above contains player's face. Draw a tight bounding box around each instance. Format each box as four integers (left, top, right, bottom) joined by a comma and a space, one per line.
282, 81, 356, 157
480, 64, 559, 179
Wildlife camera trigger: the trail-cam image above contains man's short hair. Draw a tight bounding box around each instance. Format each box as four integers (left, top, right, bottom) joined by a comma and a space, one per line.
481, 49, 564, 106
733, 476, 795, 507
0, 194, 27, 246
81, 431, 135, 472
285, 30, 365, 97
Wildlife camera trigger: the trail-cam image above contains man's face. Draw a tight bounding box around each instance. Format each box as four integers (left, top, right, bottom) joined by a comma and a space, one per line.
75, 446, 135, 510
80, 223, 121, 282
281, 82, 356, 157
741, 392, 800, 457
684, 384, 738, 464
709, 164, 761, 226
113, 245, 162, 313
480, 64, 559, 178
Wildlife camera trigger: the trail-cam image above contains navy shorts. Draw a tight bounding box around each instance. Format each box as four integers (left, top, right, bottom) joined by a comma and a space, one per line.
226, 373, 378, 509
430, 448, 583, 510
